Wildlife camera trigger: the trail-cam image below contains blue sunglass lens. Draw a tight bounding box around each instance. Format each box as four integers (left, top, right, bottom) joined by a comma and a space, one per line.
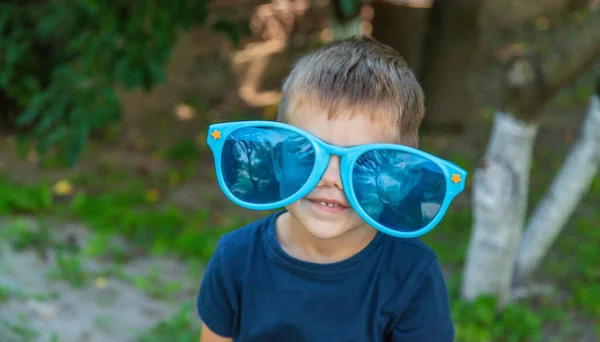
352, 150, 446, 233
221, 127, 316, 205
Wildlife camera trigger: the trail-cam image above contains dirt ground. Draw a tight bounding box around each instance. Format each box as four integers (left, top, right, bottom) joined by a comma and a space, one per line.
0, 218, 202, 342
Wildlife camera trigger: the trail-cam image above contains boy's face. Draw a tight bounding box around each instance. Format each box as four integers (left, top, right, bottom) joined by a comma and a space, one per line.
284, 101, 400, 240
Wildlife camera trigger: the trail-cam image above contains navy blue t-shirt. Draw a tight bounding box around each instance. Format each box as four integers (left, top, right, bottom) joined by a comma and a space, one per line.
197, 212, 454, 341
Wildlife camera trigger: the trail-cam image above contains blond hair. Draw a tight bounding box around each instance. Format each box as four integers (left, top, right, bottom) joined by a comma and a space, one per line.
277, 36, 425, 147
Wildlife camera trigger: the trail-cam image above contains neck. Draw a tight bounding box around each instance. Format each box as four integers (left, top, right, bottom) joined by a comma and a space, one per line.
275, 212, 377, 264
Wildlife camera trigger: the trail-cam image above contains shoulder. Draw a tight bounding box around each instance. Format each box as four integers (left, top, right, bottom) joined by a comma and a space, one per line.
379, 235, 444, 290
216, 213, 273, 252
381, 236, 450, 312
210, 212, 278, 272
387, 235, 436, 256
379, 237, 454, 339
383, 235, 438, 271
196, 212, 280, 334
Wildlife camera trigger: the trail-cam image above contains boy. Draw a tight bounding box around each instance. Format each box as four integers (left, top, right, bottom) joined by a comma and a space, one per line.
197, 36, 455, 342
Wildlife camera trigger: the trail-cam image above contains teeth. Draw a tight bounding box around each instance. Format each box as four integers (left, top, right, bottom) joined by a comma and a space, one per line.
318, 201, 338, 207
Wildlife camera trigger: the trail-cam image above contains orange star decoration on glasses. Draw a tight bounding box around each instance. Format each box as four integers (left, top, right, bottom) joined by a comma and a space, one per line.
211, 130, 222, 140
451, 174, 462, 184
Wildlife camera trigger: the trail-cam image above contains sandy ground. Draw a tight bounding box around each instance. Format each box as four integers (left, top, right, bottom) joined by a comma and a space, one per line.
0, 218, 203, 342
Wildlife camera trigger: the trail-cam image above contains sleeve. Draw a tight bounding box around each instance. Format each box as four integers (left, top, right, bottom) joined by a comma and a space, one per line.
391, 258, 455, 342
196, 242, 238, 338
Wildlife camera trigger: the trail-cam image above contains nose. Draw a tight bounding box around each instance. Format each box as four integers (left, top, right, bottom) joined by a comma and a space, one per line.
317, 155, 343, 189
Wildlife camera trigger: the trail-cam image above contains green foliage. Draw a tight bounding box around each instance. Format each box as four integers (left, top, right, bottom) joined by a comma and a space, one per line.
0, 173, 239, 262
137, 303, 200, 342
453, 296, 543, 342
0, 1, 209, 166
0, 286, 10, 303
8, 219, 53, 253
48, 251, 89, 288
338, 0, 363, 18
164, 137, 202, 162
0, 176, 53, 214
0, 316, 39, 342
563, 216, 600, 321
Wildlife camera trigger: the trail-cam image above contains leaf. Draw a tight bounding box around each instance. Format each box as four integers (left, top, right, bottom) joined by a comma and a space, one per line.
0, 9, 15, 33
37, 108, 58, 132
38, 126, 68, 153
16, 92, 47, 126
68, 31, 94, 53
22, 76, 39, 92
147, 59, 166, 85
65, 124, 89, 168
81, 0, 102, 16
140, 66, 155, 92
5, 40, 29, 65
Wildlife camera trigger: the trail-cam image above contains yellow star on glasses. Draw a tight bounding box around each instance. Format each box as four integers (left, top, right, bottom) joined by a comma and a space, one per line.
211, 130, 222, 140
451, 174, 461, 184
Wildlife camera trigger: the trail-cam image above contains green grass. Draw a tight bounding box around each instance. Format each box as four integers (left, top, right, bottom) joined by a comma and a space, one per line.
0, 316, 39, 342
0, 285, 12, 302
0, 170, 243, 262
452, 296, 544, 342
137, 303, 200, 342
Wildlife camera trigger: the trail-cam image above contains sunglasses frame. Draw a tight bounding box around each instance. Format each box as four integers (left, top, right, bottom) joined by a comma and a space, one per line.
207, 120, 467, 238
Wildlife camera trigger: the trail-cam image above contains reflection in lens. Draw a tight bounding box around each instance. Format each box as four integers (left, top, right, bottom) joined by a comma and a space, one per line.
352, 150, 446, 233
221, 127, 315, 204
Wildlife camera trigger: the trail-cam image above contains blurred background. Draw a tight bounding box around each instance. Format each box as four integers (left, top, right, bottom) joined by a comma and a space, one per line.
0, 0, 599, 341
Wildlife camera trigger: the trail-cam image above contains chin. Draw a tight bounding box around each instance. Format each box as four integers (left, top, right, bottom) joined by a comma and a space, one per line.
301, 219, 350, 240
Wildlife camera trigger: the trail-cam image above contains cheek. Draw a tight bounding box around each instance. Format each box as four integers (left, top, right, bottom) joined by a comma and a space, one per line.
285, 199, 304, 215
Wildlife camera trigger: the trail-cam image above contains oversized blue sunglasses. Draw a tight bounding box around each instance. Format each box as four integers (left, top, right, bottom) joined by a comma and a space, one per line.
207, 120, 467, 238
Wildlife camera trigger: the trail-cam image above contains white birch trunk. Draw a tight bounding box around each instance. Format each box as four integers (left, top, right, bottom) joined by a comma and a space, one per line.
461, 112, 539, 307
515, 95, 600, 281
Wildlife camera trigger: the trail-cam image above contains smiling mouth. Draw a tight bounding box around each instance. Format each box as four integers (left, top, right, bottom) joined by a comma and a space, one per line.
306, 198, 348, 210
315, 201, 341, 208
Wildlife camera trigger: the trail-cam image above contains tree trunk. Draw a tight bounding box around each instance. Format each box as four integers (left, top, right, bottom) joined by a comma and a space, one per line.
370, 1, 431, 72
461, 7, 600, 305
371, 1, 484, 131
515, 93, 600, 282
417, 0, 484, 132
461, 112, 539, 306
